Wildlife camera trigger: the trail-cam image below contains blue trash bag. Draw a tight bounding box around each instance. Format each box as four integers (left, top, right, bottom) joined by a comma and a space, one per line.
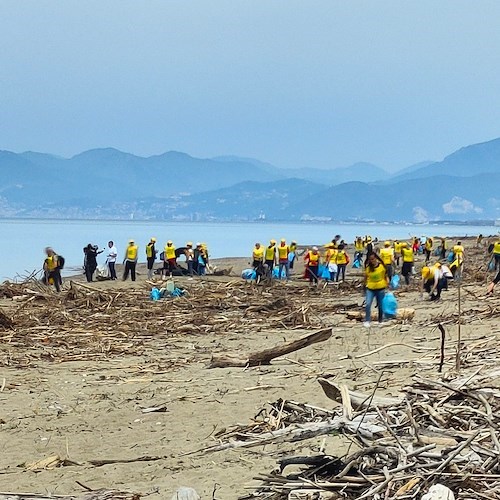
447, 251, 455, 263
382, 292, 398, 318
488, 260, 495, 272
352, 258, 362, 269
272, 267, 287, 278
433, 247, 440, 256
150, 287, 161, 301
390, 274, 400, 290
320, 265, 331, 279
288, 251, 295, 263
241, 268, 257, 280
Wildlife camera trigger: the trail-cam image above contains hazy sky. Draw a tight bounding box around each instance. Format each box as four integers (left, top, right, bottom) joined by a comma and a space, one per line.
2, 1, 500, 170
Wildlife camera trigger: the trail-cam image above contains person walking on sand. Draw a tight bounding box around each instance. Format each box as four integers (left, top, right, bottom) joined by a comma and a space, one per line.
252, 242, 265, 283
305, 246, 321, 285
83, 244, 102, 282
401, 242, 414, 286
277, 239, 290, 279
43, 247, 63, 292
107, 241, 118, 280
185, 242, 195, 277
264, 240, 277, 278
123, 240, 138, 281
146, 237, 157, 280
363, 252, 388, 328
163, 240, 177, 278
394, 240, 402, 269
439, 237, 447, 259
335, 243, 349, 282
491, 237, 500, 271
289, 240, 297, 271
452, 240, 465, 279
379, 241, 395, 280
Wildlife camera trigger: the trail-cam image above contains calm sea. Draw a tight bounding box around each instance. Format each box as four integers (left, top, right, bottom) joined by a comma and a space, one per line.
1, 218, 498, 281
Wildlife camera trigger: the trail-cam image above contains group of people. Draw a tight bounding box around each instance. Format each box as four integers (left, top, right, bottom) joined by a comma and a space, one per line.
251, 239, 298, 282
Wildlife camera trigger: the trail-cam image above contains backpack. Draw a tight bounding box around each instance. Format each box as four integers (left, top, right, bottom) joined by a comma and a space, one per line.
57, 255, 65, 270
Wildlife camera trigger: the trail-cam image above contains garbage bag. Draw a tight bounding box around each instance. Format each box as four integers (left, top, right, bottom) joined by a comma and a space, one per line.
241, 268, 256, 280
320, 265, 331, 279
150, 287, 161, 301
382, 292, 398, 318
390, 274, 400, 290
447, 251, 455, 263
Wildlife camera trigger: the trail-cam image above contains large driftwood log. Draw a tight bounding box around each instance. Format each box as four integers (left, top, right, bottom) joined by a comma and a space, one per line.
318, 378, 404, 412
346, 308, 415, 321
209, 328, 332, 368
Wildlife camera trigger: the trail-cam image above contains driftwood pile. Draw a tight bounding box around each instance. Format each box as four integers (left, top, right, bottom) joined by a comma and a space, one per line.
201, 370, 500, 499
0, 279, 362, 367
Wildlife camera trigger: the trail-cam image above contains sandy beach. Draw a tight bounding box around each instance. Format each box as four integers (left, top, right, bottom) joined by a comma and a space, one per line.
0, 238, 499, 499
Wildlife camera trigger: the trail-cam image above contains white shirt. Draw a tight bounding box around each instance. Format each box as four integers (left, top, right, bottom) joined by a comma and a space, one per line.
108, 246, 118, 263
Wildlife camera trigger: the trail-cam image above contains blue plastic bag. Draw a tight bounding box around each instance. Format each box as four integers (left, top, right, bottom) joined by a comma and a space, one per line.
382, 292, 398, 318
390, 274, 400, 290
321, 266, 331, 279
447, 251, 455, 263
150, 287, 161, 301
241, 268, 257, 280
488, 260, 495, 272
352, 258, 362, 269
288, 251, 295, 263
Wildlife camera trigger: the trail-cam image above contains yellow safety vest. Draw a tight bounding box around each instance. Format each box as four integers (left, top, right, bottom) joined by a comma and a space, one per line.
336, 250, 348, 265
402, 248, 414, 263
253, 247, 264, 261
380, 248, 394, 265
278, 245, 289, 260
126, 245, 138, 260
165, 245, 176, 259
308, 251, 320, 265
146, 243, 155, 258
365, 264, 387, 290
265, 246, 275, 261
494, 241, 500, 254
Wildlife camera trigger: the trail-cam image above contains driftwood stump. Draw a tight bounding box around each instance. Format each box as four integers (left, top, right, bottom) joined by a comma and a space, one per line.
209, 327, 332, 368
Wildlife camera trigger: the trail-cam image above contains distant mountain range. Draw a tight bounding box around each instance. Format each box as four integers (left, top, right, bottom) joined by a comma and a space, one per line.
1, 137, 500, 222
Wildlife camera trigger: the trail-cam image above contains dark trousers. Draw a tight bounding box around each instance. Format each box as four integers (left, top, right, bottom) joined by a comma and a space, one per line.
85, 265, 96, 282
265, 260, 274, 277
337, 264, 346, 281
108, 262, 117, 280
147, 257, 155, 270
307, 265, 319, 284
402, 262, 413, 285
424, 278, 446, 299
47, 270, 61, 292
123, 261, 136, 281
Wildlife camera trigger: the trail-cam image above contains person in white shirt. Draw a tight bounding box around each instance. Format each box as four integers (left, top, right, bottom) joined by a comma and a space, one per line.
107, 241, 118, 280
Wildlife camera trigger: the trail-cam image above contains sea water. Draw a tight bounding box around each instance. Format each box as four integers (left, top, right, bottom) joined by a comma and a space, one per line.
1, 218, 498, 280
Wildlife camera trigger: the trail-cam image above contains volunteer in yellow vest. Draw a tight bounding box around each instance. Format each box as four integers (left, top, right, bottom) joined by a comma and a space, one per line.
424, 237, 433, 263
289, 240, 298, 270
146, 237, 157, 279
379, 241, 395, 279
325, 244, 338, 281
354, 237, 365, 264
163, 240, 177, 278
305, 246, 321, 285
43, 247, 62, 292
123, 239, 138, 281
420, 263, 446, 301
364, 252, 388, 328
264, 240, 277, 277
335, 244, 349, 282
394, 240, 402, 268
401, 242, 414, 286
493, 238, 500, 271
451, 241, 465, 279
277, 239, 290, 279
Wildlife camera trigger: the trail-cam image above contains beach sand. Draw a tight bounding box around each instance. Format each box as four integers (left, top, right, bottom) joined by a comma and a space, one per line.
0, 238, 498, 498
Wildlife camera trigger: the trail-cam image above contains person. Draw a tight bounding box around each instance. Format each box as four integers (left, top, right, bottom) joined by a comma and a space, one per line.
83, 244, 99, 282
264, 240, 277, 278
252, 242, 265, 283
43, 247, 62, 292
162, 241, 177, 278
424, 237, 433, 263
492, 237, 500, 271
420, 263, 446, 301
325, 244, 337, 282
452, 241, 465, 279
185, 242, 195, 277
335, 244, 348, 282
277, 239, 290, 279
354, 237, 365, 264
440, 237, 447, 259
394, 240, 402, 268
289, 241, 298, 270
365, 236, 374, 257
196, 243, 207, 276
146, 237, 157, 279
412, 236, 420, 255
476, 234, 484, 247
107, 241, 118, 280
123, 240, 138, 281
363, 252, 388, 328
379, 241, 395, 279
487, 269, 500, 294
401, 241, 414, 285
201, 243, 210, 269
305, 246, 321, 285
